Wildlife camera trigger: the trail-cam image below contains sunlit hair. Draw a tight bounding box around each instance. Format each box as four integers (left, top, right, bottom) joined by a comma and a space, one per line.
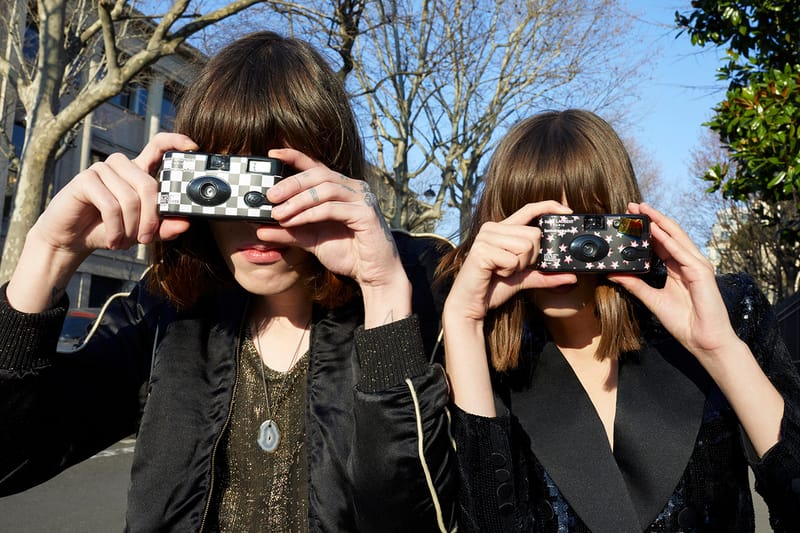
438, 109, 643, 371
149, 31, 363, 309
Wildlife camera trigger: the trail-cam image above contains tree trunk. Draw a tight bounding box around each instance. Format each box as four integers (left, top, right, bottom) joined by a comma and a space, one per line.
0, 132, 57, 282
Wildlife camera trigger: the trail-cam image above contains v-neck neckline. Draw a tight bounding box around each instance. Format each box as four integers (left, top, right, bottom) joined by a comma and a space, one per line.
508, 339, 710, 533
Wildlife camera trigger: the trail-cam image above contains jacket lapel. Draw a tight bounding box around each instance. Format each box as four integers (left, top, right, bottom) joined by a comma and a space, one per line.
613, 340, 709, 527
511, 340, 709, 533
513, 342, 642, 533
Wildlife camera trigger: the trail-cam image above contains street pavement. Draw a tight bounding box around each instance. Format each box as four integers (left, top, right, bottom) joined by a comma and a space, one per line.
0, 438, 134, 532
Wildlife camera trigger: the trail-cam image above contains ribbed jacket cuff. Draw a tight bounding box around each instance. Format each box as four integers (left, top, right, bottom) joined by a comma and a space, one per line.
0, 282, 67, 371
355, 314, 428, 393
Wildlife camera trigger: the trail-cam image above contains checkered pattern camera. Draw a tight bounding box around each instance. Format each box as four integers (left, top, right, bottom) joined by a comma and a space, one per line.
158, 151, 285, 222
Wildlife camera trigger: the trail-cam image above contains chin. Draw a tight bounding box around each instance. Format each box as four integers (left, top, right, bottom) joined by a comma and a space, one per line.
234, 271, 304, 296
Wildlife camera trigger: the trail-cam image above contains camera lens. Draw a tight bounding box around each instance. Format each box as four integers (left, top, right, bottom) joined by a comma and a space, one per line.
200, 183, 218, 199
569, 234, 610, 263
187, 177, 232, 206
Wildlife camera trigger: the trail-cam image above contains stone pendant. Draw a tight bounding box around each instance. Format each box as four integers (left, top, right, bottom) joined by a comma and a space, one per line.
257, 419, 280, 453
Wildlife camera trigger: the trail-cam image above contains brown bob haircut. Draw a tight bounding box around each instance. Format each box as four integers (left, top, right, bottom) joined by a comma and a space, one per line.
438, 109, 644, 371
149, 31, 364, 309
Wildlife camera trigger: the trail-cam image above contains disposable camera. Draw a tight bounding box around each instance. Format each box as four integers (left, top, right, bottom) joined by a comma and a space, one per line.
535, 214, 651, 273
158, 151, 285, 222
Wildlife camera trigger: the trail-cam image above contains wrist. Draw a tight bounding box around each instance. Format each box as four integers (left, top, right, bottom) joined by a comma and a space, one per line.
6, 229, 86, 313
360, 275, 413, 329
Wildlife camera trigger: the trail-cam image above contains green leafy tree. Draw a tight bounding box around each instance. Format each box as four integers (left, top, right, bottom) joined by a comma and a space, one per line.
676, 0, 800, 299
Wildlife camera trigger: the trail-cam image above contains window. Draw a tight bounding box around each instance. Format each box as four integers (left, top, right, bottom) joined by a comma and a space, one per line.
161, 86, 180, 131
109, 83, 148, 116
23, 26, 38, 63
12, 122, 25, 159
90, 150, 109, 165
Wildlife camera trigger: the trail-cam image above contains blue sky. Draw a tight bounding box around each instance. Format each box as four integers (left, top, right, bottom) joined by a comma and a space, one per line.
624, 1, 729, 209
435, 2, 731, 243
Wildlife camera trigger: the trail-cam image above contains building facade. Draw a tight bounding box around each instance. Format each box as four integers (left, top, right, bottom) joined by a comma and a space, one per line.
1, 18, 204, 308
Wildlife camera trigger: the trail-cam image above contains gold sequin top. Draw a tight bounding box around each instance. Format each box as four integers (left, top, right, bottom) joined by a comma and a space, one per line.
209, 334, 309, 532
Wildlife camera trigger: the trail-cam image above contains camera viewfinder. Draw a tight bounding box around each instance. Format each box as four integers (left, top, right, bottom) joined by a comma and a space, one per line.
207, 155, 230, 171
583, 215, 605, 231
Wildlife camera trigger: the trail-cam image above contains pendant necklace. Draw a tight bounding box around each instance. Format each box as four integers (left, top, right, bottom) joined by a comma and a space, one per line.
252, 318, 310, 453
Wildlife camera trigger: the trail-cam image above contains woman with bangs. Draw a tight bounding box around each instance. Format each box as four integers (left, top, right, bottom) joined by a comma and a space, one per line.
438, 109, 800, 532
0, 32, 456, 531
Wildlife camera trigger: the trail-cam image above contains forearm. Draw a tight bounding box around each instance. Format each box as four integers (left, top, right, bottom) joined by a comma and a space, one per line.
703, 338, 784, 457
442, 307, 496, 417
6, 226, 88, 313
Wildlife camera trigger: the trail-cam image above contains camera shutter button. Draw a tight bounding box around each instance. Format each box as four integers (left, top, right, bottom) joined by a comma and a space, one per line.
244, 191, 267, 207
621, 246, 648, 260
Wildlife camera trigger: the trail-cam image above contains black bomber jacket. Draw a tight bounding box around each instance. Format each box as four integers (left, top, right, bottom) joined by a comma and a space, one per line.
0, 232, 458, 532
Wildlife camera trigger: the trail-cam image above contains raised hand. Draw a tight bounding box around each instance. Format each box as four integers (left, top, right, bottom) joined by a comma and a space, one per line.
608, 203, 785, 457
34, 133, 196, 256
260, 148, 411, 326
445, 201, 577, 323
442, 201, 576, 416
607, 203, 740, 360
7, 133, 198, 312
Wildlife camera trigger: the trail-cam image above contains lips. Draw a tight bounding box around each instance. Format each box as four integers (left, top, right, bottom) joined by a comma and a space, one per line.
238, 244, 286, 264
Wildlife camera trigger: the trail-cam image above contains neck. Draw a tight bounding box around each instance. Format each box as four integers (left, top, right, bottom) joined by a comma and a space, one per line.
250, 287, 313, 372
250, 284, 313, 327
544, 307, 602, 358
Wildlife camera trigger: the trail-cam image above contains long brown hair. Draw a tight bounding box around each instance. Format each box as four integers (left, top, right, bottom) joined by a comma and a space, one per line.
438, 109, 643, 371
150, 31, 364, 309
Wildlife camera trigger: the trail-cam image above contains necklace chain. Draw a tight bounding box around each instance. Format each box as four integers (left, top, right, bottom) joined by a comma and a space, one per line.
252, 317, 310, 453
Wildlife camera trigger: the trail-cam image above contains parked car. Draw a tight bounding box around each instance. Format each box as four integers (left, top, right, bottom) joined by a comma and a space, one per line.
57, 308, 99, 352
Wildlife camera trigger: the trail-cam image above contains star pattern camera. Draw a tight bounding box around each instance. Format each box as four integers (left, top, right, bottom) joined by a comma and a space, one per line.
536, 214, 651, 273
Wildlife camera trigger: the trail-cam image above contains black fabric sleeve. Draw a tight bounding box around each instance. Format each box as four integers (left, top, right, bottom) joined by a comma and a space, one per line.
451, 403, 517, 533
346, 237, 458, 532
0, 281, 159, 495
720, 274, 800, 531
350, 363, 457, 532
354, 314, 429, 392
0, 284, 68, 371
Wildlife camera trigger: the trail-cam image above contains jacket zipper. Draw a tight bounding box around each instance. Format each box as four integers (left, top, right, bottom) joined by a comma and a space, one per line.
198, 311, 248, 532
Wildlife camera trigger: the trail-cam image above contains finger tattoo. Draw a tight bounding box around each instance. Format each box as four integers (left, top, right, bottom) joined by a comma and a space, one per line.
309, 188, 320, 202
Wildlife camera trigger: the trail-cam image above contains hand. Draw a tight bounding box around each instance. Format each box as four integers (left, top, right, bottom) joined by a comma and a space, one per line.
444, 201, 577, 324
6, 133, 198, 312
261, 148, 410, 325
31, 133, 198, 258
607, 203, 740, 360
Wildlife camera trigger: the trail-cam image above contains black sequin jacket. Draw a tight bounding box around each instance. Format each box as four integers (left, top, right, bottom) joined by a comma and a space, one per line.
0, 232, 457, 532
453, 273, 800, 532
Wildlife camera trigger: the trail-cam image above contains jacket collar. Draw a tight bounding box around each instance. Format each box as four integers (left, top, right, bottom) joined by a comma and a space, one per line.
510, 340, 709, 533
